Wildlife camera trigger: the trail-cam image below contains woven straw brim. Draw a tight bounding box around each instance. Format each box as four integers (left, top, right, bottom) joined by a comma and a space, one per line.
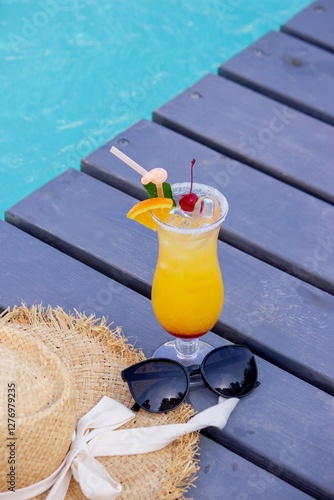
0, 305, 200, 499
0, 328, 75, 489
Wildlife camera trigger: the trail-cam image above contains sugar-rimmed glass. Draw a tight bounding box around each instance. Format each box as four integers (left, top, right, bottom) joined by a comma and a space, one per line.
151, 182, 228, 366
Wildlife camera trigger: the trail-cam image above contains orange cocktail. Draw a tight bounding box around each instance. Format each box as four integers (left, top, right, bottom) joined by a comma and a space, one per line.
151, 183, 228, 362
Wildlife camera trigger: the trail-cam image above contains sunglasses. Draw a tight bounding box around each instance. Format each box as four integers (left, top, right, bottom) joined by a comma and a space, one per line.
121, 345, 259, 413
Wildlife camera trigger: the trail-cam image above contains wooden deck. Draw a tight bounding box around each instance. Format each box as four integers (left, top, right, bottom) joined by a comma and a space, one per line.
1, 2, 334, 498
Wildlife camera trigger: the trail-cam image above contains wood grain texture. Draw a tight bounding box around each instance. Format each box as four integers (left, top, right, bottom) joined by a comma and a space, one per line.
5, 170, 334, 395
0, 219, 157, 338
198, 358, 334, 500
0, 220, 332, 498
219, 31, 334, 125
281, 0, 334, 54
152, 75, 334, 206
196, 437, 312, 500
82, 119, 334, 295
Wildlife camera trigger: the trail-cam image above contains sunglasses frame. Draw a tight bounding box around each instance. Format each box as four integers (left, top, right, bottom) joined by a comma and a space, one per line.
121, 345, 259, 413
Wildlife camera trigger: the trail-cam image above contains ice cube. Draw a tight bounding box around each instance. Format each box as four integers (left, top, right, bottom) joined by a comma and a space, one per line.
170, 206, 192, 219
197, 197, 215, 219
166, 206, 193, 228
166, 198, 221, 229
193, 196, 220, 219
189, 196, 221, 227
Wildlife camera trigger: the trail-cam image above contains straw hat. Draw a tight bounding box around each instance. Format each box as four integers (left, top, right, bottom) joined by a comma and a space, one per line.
0, 305, 199, 499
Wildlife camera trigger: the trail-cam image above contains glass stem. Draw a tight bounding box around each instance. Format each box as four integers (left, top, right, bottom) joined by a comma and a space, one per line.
175, 338, 199, 359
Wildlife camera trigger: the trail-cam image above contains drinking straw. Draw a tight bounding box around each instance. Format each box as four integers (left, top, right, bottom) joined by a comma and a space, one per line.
110, 146, 167, 198
110, 146, 148, 176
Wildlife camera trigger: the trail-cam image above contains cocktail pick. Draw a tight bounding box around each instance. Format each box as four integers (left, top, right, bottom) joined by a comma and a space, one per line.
110, 146, 167, 198
141, 168, 168, 198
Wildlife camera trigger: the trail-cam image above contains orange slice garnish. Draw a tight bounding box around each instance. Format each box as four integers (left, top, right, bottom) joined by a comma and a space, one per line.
127, 197, 173, 230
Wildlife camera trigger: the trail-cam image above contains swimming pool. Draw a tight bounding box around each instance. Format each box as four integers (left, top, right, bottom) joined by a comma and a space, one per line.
1, 0, 311, 219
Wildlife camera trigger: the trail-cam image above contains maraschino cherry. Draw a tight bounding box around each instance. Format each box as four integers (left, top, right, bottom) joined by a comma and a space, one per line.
179, 159, 198, 212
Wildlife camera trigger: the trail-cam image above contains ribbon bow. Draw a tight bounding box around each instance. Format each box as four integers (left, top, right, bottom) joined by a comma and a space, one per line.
0, 396, 238, 499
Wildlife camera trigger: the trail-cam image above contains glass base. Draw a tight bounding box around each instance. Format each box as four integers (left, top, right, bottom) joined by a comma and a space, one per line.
153, 339, 214, 365
153, 339, 213, 384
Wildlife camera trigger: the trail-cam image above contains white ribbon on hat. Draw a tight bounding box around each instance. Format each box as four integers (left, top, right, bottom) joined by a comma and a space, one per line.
0, 396, 238, 500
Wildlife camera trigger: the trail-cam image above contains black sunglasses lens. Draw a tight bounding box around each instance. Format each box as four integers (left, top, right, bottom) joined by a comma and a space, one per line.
203, 346, 258, 398
125, 360, 188, 412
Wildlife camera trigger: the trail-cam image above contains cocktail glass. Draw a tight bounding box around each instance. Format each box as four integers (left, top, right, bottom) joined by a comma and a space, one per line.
152, 182, 228, 366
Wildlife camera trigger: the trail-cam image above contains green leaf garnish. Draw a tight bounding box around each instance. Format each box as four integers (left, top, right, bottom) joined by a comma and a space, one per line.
143, 182, 157, 198
161, 182, 175, 205
143, 182, 176, 206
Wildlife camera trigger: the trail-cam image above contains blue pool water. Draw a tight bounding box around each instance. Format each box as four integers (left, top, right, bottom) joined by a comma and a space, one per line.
1, 0, 311, 218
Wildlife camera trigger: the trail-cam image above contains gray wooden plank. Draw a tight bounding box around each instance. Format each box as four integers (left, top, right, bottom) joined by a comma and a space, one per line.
0, 220, 318, 499
196, 438, 312, 500
82, 119, 334, 295
0, 219, 154, 337
5, 169, 334, 397
196, 360, 334, 500
0, 221, 330, 500
152, 74, 334, 206
282, 0, 334, 54
218, 30, 334, 125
